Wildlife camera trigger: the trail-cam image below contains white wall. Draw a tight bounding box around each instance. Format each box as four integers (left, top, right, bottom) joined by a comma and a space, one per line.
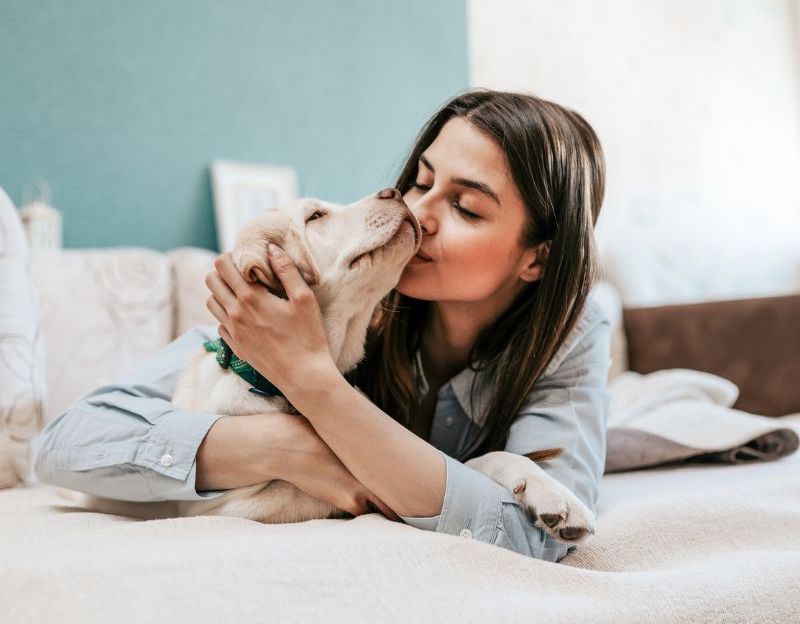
468, 0, 800, 306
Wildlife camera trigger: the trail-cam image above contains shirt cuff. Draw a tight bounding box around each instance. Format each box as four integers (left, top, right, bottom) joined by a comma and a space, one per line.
398, 449, 576, 562
137, 406, 230, 501
399, 449, 502, 542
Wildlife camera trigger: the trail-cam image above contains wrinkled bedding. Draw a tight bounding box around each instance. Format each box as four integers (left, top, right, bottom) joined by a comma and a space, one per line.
605, 369, 799, 472
2, 414, 799, 623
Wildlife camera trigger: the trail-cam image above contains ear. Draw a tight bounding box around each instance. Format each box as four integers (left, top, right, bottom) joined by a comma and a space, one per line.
518, 239, 551, 283
231, 208, 322, 297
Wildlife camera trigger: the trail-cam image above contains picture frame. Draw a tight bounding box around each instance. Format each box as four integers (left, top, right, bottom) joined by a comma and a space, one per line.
210, 160, 300, 252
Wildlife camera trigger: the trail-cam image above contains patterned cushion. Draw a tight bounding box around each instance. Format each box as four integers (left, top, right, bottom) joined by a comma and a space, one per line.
0, 187, 47, 489
166, 246, 218, 337
29, 247, 174, 424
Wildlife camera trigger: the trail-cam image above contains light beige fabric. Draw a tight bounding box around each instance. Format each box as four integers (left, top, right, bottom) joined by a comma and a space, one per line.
0, 187, 47, 488
29, 247, 174, 423
166, 246, 218, 337
4, 413, 799, 622
605, 368, 800, 472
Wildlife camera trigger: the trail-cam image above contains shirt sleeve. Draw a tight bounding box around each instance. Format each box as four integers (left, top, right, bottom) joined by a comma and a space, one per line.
399, 306, 612, 563
32, 324, 230, 502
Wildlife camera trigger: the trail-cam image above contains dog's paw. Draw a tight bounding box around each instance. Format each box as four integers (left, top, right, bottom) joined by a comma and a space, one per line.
512, 471, 595, 544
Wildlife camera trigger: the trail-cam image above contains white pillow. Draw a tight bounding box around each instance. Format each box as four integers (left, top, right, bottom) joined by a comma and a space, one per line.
0, 186, 47, 488
166, 246, 218, 337
30, 247, 174, 423
590, 279, 629, 383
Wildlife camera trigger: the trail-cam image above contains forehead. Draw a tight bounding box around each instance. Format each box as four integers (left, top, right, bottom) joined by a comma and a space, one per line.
424, 117, 513, 193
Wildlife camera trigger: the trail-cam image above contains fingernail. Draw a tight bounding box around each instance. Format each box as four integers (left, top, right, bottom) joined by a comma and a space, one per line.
267, 243, 280, 257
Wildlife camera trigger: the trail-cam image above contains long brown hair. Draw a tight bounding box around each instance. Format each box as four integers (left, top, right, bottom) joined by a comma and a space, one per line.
355, 88, 606, 462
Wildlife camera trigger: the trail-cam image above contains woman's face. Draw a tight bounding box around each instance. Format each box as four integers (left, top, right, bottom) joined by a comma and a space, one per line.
395, 116, 542, 303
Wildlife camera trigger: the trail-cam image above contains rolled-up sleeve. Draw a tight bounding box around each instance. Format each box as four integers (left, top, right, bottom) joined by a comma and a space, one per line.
399, 451, 572, 562
32, 324, 230, 502
399, 305, 612, 563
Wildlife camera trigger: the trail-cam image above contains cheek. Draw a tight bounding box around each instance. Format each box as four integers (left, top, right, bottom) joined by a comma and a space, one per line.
442, 215, 502, 263
445, 235, 509, 290
397, 226, 511, 300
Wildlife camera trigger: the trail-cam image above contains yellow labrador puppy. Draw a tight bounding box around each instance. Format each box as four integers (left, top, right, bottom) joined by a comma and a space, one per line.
61, 188, 594, 544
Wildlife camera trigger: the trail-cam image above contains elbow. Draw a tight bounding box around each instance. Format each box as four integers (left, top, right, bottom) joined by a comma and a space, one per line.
31, 427, 55, 486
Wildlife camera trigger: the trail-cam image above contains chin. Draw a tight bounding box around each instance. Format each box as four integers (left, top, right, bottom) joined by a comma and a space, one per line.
394, 272, 433, 300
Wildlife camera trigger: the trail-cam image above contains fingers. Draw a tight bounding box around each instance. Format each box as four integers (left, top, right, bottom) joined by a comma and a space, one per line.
206, 295, 228, 324
267, 244, 311, 303
218, 323, 233, 343
205, 264, 237, 311
214, 252, 253, 301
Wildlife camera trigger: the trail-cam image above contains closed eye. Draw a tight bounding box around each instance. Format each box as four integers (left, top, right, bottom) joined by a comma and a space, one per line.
306, 210, 326, 222
410, 183, 482, 221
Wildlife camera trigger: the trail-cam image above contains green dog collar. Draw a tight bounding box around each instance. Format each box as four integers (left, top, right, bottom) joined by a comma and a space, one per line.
202, 337, 358, 398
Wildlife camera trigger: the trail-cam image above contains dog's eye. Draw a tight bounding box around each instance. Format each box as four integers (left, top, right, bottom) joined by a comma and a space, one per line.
306, 210, 325, 222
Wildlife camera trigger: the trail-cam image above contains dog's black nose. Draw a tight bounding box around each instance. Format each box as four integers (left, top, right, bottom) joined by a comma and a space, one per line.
377, 187, 401, 200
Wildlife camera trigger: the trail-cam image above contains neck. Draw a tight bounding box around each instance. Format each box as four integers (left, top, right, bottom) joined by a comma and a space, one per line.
420, 298, 504, 383
421, 271, 531, 375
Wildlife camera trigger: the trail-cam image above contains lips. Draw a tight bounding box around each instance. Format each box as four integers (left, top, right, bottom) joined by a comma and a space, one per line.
415, 248, 433, 261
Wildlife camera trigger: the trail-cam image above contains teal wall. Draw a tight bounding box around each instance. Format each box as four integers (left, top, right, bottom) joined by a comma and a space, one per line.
0, 1, 468, 251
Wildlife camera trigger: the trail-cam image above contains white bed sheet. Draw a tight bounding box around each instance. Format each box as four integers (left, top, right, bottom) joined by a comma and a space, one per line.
2, 414, 799, 624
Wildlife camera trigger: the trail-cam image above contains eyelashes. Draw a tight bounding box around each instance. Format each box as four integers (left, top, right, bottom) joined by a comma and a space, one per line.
409, 184, 482, 221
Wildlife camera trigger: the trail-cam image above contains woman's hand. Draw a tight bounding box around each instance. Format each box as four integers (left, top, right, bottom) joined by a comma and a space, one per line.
283, 414, 401, 522
204, 245, 334, 395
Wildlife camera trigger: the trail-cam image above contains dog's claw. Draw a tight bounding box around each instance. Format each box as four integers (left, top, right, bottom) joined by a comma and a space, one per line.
539, 513, 563, 529
559, 526, 586, 540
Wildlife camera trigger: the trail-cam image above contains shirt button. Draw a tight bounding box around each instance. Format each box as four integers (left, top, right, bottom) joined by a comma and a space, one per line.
444, 416, 454, 427
459, 528, 472, 539
160, 454, 174, 467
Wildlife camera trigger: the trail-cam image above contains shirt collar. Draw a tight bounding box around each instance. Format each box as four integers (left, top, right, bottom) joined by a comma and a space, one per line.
413, 347, 494, 428
411, 294, 607, 429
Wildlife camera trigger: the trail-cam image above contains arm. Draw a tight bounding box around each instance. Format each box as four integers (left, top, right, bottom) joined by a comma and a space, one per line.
282, 370, 447, 519
285, 305, 611, 562
194, 412, 297, 491
33, 324, 287, 501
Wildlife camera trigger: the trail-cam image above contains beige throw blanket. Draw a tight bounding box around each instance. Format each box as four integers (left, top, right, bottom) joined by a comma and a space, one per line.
605, 368, 799, 473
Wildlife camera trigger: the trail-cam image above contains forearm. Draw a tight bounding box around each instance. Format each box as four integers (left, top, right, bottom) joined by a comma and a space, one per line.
283, 365, 446, 518
195, 412, 297, 491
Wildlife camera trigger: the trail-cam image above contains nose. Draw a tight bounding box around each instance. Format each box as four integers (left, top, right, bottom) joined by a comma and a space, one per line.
377, 187, 401, 200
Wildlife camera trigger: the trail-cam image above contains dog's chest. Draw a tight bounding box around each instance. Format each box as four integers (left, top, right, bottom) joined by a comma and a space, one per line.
174, 351, 296, 417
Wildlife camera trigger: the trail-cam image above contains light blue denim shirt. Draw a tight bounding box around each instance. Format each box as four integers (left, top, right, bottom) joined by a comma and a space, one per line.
33, 295, 612, 564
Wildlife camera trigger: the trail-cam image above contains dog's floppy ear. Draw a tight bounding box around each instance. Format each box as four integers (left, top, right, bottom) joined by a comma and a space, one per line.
231, 208, 321, 298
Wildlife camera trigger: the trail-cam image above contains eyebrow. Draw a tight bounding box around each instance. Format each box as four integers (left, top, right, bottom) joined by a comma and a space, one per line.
418, 153, 500, 206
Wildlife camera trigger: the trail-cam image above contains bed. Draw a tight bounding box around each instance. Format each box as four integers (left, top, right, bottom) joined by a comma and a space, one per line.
2, 413, 798, 622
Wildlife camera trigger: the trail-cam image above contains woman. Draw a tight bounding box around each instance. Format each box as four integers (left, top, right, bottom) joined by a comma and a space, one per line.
34, 88, 611, 563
